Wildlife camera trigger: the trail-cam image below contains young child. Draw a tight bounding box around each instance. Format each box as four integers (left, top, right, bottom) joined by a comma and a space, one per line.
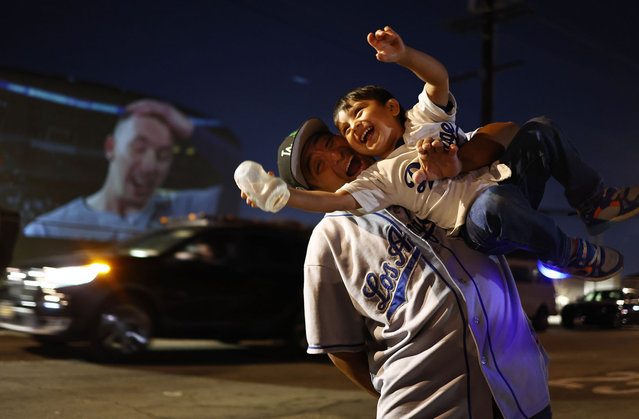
237, 27, 639, 281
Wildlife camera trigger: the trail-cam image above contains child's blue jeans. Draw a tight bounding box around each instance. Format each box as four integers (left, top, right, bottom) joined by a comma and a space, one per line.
462, 117, 604, 266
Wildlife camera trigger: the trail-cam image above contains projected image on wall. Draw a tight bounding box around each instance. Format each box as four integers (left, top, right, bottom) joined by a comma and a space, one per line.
0, 69, 241, 243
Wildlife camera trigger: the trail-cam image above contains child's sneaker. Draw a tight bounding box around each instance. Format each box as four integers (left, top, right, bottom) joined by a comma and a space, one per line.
579, 186, 639, 236
540, 239, 624, 281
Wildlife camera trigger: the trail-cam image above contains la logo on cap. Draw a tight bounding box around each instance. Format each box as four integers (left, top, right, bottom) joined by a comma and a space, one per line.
281, 145, 292, 156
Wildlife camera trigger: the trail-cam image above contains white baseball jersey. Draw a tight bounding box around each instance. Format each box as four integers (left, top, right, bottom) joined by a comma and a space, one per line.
304, 207, 550, 418
338, 141, 511, 235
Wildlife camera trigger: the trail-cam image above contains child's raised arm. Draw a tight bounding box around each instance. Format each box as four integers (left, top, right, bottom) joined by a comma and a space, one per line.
367, 26, 449, 107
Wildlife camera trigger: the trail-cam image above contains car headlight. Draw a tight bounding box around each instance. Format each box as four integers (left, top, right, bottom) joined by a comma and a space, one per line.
555, 294, 571, 308
35, 263, 110, 288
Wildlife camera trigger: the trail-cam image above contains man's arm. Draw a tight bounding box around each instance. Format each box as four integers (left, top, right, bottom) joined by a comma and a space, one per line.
413, 121, 520, 182
367, 26, 449, 107
328, 351, 380, 398
458, 121, 519, 171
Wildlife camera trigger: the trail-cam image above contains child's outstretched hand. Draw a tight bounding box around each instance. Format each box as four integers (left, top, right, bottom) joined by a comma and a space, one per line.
239, 170, 275, 208
412, 137, 462, 184
367, 26, 406, 63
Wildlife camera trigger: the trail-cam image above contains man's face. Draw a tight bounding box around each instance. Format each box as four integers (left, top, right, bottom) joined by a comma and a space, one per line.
300, 133, 375, 192
335, 98, 403, 159
108, 115, 174, 208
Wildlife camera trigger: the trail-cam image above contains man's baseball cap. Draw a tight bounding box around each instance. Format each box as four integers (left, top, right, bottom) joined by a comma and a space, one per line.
277, 118, 330, 190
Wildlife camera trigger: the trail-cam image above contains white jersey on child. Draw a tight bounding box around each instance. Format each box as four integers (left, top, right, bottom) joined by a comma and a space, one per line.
337, 85, 511, 235
339, 143, 510, 234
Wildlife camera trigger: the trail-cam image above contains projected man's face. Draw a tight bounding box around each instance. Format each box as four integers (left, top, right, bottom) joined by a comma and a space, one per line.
107, 115, 174, 209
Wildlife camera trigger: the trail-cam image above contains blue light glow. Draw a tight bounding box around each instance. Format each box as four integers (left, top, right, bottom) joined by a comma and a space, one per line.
537, 260, 569, 279
0, 78, 221, 127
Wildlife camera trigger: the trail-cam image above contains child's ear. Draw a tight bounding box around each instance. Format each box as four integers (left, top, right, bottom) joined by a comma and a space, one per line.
386, 98, 400, 116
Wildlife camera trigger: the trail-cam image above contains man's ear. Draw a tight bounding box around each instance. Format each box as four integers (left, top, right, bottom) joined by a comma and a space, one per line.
386, 98, 400, 117
105, 135, 115, 161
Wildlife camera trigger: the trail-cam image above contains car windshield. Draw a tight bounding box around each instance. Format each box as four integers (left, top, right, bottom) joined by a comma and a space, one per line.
115, 228, 199, 257
583, 290, 622, 302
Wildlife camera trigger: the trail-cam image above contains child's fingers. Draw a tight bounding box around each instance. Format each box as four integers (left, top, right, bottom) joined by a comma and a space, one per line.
413, 168, 427, 185
374, 28, 386, 39
421, 138, 435, 153
240, 192, 257, 208
430, 139, 445, 151
416, 138, 435, 155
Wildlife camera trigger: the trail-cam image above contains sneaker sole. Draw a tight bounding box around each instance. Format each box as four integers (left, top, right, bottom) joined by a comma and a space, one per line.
540, 253, 625, 282
586, 206, 639, 236
565, 265, 623, 282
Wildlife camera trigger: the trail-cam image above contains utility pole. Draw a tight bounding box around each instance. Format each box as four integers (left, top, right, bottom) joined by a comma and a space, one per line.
447, 0, 531, 125
480, 0, 495, 125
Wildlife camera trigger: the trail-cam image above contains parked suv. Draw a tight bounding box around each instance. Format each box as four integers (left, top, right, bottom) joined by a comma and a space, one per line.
0, 217, 311, 360
506, 251, 558, 331
561, 288, 639, 329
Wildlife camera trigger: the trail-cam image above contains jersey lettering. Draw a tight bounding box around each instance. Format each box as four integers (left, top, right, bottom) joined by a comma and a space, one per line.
438, 121, 458, 150
362, 224, 421, 320
404, 214, 439, 244
403, 162, 434, 193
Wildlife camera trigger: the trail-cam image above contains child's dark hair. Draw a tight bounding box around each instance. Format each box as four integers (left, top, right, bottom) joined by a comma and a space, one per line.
333, 85, 407, 128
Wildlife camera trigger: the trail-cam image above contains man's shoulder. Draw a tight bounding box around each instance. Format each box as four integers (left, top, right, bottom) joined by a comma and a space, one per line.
31, 197, 88, 222
152, 186, 223, 215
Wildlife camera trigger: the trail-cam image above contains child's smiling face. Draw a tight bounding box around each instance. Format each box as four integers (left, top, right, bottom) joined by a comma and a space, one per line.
335, 97, 404, 159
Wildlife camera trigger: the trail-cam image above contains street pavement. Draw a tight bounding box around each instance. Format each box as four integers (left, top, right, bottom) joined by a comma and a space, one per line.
0, 357, 377, 419
2, 326, 639, 418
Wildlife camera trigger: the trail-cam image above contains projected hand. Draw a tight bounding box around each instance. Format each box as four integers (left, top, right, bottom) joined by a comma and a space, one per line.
126, 99, 195, 140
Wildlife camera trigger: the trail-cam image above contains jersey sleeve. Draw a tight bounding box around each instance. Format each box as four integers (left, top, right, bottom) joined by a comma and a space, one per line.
304, 225, 367, 354
336, 166, 395, 215
405, 85, 456, 125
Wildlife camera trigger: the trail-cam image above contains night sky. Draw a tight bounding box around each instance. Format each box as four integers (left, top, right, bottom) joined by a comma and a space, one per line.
1, 0, 638, 272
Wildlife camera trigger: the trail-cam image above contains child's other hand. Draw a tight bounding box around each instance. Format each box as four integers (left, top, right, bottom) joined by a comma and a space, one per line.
367, 26, 406, 63
412, 137, 462, 184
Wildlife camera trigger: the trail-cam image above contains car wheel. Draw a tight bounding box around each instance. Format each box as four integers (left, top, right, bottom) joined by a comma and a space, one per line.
602, 312, 622, 329
92, 300, 152, 361
531, 306, 549, 331
561, 309, 575, 329
33, 334, 68, 346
